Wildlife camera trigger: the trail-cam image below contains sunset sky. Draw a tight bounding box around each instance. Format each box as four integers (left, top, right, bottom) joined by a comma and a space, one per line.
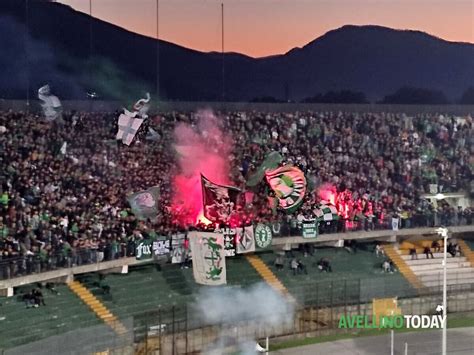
58, 0, 473, 58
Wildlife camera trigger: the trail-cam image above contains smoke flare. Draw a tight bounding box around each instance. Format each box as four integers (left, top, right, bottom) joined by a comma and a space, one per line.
171, 110, 233, 226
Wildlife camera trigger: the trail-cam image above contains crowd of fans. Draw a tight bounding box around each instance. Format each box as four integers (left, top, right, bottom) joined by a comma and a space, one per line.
0, 109, 472, 278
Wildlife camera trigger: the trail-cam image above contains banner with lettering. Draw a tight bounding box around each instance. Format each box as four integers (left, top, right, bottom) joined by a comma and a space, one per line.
153, 236, 170, 258
220, 227, 236, 257
254, 223, 273, 250
302, 219, 318, 238
135, 239, 153, 260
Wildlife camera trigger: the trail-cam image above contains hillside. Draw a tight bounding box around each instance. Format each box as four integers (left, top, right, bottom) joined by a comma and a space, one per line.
1, 0, 473, 101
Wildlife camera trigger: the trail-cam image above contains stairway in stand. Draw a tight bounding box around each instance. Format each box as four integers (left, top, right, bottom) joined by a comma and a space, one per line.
246, 254, 296, 303
68, 281, 127, 335
384, 245, 424, 289
393, 240, 474, 288
458, 240, 474, 267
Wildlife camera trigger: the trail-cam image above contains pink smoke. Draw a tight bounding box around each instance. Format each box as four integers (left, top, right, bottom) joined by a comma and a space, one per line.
171, 110, 233, 226
317, 183, 337, 205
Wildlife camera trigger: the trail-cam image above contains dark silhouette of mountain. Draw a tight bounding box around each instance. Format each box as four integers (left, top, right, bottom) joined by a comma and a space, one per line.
1, 0, 474, 102
380, 87, 449, 105
302, 90, 368, 104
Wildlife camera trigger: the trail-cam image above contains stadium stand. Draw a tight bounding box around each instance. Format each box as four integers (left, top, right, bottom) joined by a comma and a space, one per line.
0, 109, 472, 351
258, 244, 416, 305
0, 284, 101, 349
0, 110, 472, 280
80, 256, 263, 321
458, 239, 474, 266
386, 240, 474, 287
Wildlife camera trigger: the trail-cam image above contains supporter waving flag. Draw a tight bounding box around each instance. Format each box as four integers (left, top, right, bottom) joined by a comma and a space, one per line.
265, 165, 306, 213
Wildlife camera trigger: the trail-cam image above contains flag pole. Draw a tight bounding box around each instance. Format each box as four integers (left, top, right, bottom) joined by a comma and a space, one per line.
89, 0, 93, 93
221, 2, 225, 102
156, 0, 160, 104
25, 0, 30, 111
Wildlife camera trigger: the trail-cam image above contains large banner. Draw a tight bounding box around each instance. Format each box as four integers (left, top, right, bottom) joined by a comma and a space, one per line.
302, 219, 318, 238
189, 231, 226, 286
201, 174, 241, 223
236, 226, 255, 254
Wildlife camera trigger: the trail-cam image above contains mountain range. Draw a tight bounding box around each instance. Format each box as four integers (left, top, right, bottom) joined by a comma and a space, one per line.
1, 0, 473, 102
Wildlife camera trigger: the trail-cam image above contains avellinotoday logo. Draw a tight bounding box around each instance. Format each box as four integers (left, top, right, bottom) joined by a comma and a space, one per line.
338, 306, 446, 330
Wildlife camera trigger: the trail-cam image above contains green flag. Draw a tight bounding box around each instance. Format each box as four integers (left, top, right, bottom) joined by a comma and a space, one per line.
246, 151, 283, 187
314, 204, 340, 221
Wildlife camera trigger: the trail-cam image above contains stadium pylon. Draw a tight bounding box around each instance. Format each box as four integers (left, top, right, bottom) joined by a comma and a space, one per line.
245, 254, 296, 303
68, 281, 128, 335
384, 245, 424, 289
458, 240, 474, 267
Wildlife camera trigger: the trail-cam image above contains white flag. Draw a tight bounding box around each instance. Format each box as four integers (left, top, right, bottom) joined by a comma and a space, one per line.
189, 231, 226, 286
236, 226, 255, 254
116, 113, 144, 145
38, 85, 62, 121
60, 141, 67, 155
391, 218, 399, 231
133, 92, 151, 118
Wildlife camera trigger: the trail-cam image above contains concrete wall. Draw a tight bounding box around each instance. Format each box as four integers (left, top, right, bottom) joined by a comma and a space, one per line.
272, 225, 474, 246
2, 99, 474, 115
0, 257, 148, 292
1, 226, 473, 293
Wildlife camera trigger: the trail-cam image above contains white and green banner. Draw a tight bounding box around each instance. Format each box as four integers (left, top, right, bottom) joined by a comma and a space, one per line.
314, 204, 339, 221
189, 232, 227, 286
302, 219, 318, 238
254, 223, 273, 249
236, 226, 255, 254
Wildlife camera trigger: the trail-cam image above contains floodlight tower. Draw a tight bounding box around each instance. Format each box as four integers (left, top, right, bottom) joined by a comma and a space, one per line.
436, 226, 449, 355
